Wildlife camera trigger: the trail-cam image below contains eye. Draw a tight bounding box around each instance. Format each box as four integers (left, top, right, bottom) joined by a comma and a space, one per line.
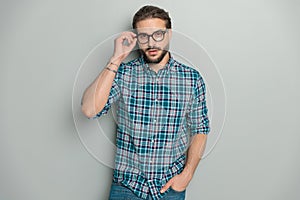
138, 33, 148, 39
153, 30, 164, 38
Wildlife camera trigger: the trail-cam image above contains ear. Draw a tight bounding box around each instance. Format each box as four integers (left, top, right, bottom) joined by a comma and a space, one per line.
168, 29, 172, 41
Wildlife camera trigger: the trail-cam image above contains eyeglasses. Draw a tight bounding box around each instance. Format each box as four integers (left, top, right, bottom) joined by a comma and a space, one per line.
136, 29, 168, 44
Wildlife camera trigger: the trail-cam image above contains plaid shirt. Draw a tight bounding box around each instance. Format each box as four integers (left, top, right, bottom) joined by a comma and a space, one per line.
91, 53, 210, 199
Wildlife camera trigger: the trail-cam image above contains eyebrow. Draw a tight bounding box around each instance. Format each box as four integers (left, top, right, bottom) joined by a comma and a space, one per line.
136, 29, 166, 35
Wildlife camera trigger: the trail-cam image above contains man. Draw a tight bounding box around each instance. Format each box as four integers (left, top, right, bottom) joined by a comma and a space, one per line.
81, 5, 210, 200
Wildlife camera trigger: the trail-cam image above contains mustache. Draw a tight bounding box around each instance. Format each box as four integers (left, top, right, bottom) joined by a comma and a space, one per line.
146, 47, 161, 51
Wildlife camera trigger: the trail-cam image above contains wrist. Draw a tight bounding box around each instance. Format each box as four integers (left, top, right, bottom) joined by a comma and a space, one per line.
107, 58, 121, 71
182, 166, 194, 181
110, 56, 122, 66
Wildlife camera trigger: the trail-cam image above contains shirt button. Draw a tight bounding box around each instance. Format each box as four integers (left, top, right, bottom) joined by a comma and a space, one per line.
151, 139, 154, 143
153, 119, 156, 123
155, 99, 158, 102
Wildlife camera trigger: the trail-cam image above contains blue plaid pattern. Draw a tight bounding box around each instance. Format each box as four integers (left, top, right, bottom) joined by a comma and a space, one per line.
91, 54, 210, 199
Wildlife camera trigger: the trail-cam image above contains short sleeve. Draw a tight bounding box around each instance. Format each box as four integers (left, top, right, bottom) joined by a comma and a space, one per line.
89, 63, 124, 119
186, 74, 210, 136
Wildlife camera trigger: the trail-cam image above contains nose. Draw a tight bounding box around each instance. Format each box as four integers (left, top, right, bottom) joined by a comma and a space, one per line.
147, 36, 156, 47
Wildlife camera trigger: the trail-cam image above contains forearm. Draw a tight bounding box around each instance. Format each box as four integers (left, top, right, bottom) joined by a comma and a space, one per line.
81, 31, 137, 118
81, 57, 121, 118
182, 134, 207, 179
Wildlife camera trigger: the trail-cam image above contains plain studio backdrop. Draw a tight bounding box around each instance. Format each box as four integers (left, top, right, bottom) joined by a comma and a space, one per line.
0, 0, 299, 200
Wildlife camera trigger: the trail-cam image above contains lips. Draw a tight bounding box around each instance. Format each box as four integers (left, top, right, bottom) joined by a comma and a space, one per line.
148, 49, 159, 56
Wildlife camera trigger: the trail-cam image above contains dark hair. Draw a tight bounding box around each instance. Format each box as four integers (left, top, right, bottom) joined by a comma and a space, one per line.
132, 5, 172, 29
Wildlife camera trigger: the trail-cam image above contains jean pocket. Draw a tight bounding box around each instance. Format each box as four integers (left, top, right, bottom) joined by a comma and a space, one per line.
170, 187, 186, 193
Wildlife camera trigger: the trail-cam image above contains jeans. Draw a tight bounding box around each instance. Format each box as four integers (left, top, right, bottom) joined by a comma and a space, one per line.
108, 182, 186, 200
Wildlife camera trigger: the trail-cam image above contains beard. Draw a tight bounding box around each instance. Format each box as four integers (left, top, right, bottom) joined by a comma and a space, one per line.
139, 45, 169, 64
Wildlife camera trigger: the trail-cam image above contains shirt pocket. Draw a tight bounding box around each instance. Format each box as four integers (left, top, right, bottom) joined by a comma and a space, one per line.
163, 85, 189, 123
127, 83, 154, 126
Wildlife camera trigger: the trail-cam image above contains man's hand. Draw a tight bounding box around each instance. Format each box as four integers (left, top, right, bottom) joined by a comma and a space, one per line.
160, 134, 207, 193
160, 170, 192, 193
111, 31, 137, 63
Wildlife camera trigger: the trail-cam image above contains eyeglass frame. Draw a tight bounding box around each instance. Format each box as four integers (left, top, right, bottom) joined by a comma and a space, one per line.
135, 29, 169, 44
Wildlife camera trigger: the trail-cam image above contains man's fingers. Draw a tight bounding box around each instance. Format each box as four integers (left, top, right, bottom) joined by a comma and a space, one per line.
129, 31, 137, 38
120, 32, 136, 40
118, 33, 136, 46
127, 36, 133, 44
129, 38, 137, 48
128, 33, 137, 44
160, 179, 173, 193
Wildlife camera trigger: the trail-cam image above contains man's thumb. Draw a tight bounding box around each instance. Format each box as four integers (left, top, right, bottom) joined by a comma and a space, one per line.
160, 179, 173, 193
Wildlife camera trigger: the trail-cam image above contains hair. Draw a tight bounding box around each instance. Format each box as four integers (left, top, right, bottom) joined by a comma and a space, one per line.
132, 5, 172, 29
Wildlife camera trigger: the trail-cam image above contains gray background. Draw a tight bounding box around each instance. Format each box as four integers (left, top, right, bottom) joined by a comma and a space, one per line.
1, 0, 299, 200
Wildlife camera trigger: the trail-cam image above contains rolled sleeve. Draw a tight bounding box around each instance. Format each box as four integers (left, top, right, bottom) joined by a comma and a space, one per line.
89, 63, 124, 119
186, 74, 210, 136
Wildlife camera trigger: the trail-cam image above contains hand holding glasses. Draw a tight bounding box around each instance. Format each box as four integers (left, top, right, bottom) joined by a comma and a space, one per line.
114, 29, 168, 63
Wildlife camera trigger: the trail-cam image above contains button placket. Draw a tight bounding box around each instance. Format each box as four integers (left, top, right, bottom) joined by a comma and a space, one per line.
152, 75, 159, 125
149, 75, 160, 167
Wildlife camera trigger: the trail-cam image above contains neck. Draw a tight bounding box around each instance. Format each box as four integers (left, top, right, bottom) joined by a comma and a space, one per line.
148, 52, 170, 73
